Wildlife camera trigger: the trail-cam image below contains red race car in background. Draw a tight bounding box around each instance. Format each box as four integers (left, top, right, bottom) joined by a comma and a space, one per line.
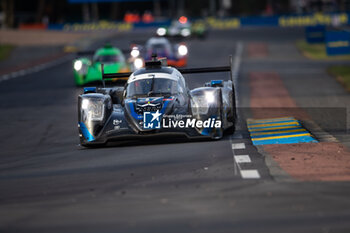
128, 37, 188, 70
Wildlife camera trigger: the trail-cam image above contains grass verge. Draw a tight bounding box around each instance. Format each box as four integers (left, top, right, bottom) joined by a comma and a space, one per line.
0, 44, 15, 61
328, 66, 350, 92
296, 40, 350, 60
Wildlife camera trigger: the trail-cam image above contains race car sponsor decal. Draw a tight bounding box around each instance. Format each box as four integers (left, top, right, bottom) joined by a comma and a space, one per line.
113, 119, 122, 125
129, 99, 170, 120
162, 117, 220, 129
113, 119, 123, 130
143, 110, 162, 129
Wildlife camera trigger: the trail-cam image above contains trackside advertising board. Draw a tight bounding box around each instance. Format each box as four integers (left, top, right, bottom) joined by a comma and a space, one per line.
48, 13, 350, 31
326, 30, 350, 55
305, 25, 326, 43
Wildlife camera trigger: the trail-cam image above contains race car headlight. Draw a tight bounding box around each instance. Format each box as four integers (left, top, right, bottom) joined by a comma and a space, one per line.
74, 60, 83, 71
181, 28, 191, 37
134, 58, 144, 69
191, 95, 209, 116
82, 99, 89, 110
178, 44, 188, 56
157, 27, 166, 36
205, 92, 215, 103
130, 49, 140, 58
82, 99, 105, 121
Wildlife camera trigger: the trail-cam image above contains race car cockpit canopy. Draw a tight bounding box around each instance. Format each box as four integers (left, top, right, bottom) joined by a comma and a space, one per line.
126, 76, 179, 97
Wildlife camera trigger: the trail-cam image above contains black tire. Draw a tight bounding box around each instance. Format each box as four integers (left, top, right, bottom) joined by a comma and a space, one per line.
80, 142, 106, 148
80, 135, 106, 148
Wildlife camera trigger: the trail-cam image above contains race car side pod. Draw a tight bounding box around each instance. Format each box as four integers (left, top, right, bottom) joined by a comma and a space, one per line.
101, 54, 234, 84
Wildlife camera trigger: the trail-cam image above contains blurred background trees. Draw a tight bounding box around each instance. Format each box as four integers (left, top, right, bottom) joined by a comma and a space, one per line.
0, 0, 349, 28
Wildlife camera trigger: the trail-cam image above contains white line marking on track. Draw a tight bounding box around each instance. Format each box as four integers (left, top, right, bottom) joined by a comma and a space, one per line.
232, 143, 245, 150
34, 66, 42, 71
10, 72, 19, 78
230, 139, 261, 179
234, 155, 252, 163
230, 138, 239, 176
1, 74, 9, 80
240, 170, 261, 179
26, 68, 33, 74
0, 54, 73, 84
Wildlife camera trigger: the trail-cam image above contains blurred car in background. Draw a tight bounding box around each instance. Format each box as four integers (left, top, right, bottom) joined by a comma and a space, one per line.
142, 11, 154, 23
73, 44, 131, 86
157, 16, 207, 38
123, 11, 141, 23
129, 37, 188, 69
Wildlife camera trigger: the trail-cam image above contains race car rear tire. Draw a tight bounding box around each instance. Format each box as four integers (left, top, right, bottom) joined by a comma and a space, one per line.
226, 122, 236, 135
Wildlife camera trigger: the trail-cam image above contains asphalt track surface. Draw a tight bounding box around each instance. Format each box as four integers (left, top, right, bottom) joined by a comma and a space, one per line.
1, 28, 350, 233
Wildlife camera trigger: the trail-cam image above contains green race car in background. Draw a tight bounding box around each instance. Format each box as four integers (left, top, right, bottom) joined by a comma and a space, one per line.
73, 44, 131, 86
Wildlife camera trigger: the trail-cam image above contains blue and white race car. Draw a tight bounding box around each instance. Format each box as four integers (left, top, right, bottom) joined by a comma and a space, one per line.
78, 55, 236, 147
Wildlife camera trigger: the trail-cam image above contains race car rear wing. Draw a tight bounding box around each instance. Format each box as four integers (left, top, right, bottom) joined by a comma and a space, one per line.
76, 51, 95, 57
76, 49, 130, 57
101, 55, 235, 87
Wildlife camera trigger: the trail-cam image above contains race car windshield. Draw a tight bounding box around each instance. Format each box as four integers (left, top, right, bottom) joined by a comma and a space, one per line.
94, 55, 123, 63
127, 78, 178, 97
